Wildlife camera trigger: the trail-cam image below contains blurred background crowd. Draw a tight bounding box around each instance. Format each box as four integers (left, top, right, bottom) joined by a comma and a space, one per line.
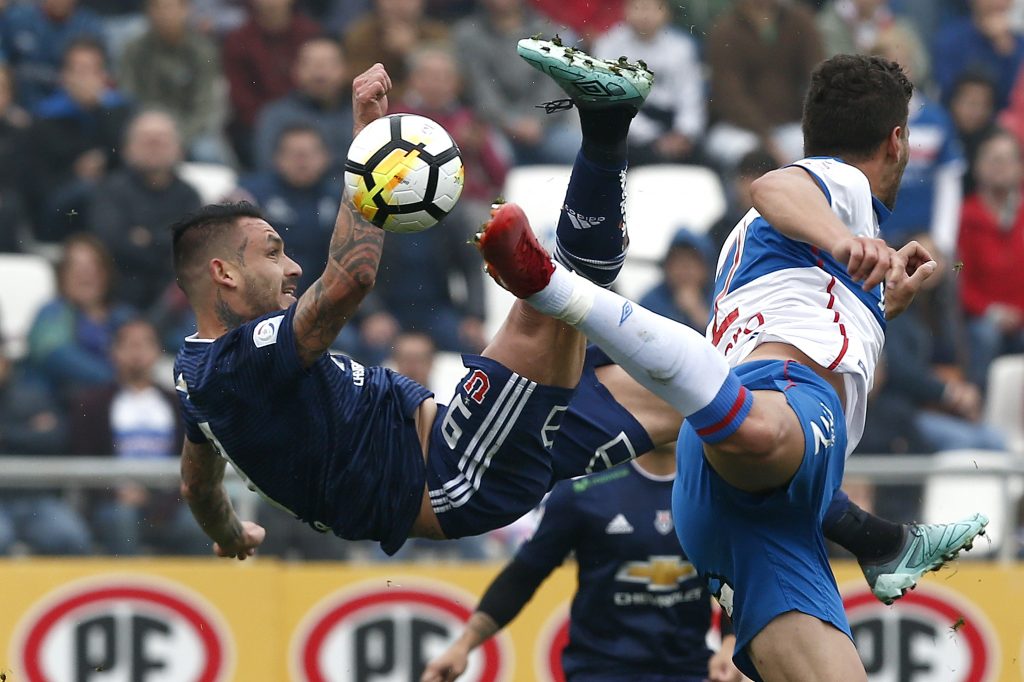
0, 0, 1023, 561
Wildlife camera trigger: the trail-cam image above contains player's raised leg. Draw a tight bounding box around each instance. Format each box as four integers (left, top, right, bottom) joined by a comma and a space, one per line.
517, 38, 654, 288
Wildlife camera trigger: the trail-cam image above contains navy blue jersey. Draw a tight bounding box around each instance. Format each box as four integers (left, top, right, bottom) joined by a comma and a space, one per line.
173, 305, 432, 554
548, 346, 655, 485
517, 463, 713, 679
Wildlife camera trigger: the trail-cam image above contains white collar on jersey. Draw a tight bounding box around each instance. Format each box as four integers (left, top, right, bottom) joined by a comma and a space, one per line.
183, 333, 215, 344
630, 460, 675, 482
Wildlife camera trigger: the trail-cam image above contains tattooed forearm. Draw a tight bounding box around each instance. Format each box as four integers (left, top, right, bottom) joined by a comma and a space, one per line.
293, 202, 385, 366
460, 612, 500, 651
181, 442, 242, 546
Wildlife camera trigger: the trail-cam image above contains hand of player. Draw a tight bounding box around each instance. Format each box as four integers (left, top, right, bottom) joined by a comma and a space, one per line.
213, 521, 265, 560
352, 63, 392, 138
882, 240, 938, 320
708, 634, 743, 682
420, 641, 470, 682
832, 235, 893, 291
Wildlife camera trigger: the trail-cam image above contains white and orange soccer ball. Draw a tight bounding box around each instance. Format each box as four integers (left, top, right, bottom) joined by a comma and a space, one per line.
344, 113, 465, 233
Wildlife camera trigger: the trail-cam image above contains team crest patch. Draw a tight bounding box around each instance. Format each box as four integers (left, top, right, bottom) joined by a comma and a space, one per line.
654, 510, 673, 535
253, 314, 285, 348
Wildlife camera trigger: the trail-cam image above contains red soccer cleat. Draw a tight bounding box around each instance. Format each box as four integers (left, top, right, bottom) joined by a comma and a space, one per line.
474, 202, 555, 298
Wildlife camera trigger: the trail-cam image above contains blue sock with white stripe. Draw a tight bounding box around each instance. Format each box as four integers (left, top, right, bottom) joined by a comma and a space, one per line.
528, 266, 752, 443
554, 150, 628, 288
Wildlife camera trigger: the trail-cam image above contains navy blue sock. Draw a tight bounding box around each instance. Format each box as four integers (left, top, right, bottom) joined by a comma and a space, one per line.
554, 150, 628, 287
822, 489, 904, 562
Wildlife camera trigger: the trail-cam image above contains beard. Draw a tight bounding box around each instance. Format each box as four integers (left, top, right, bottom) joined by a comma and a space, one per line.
241, 272, 286, 318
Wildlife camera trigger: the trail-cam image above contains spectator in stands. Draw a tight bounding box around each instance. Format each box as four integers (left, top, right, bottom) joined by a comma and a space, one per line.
874, 25, 965, 256
638, 228, 714, 332
90, 110, 202, 312
27, 234, 134, 395
0, 67, 32, 252
118, 0, 233, 165
253, 37, 352, 172
453, 0, 579, 165
222, 0, 320, 166
390, 330, 436, 388
933, 0, 1024, 109
818, 0, 925, 59
393, 44, 509, 225
0, 340, 92, 555
0, 0, 105, 108
235, 124, 340, 294
883, 233, 1005, 451
530, 0, 622, 41
705, 0, 824, 169
342, 0, 448, 99
707, 148, 777, 249
365, 209, 487, 358
958, 128, 1024, 386
951, 72, 1000, 194
592, 0, 705, 166
69, 319, 209, 555
26, 39, 132, 243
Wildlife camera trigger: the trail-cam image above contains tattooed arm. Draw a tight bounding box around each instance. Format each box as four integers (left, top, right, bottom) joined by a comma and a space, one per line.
180, 439, 265, 559
292, 63, 393, 367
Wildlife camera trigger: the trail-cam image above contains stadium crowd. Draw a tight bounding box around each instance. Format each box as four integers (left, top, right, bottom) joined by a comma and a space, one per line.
0, 0, 1021, 558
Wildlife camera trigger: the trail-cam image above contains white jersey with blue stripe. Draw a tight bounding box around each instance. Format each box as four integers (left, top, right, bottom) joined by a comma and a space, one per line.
707, 157, 890, 455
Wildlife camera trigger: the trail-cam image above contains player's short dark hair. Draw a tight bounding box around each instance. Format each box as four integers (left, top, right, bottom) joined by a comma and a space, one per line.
802, 54, 913, 160
171, 202, 264, 297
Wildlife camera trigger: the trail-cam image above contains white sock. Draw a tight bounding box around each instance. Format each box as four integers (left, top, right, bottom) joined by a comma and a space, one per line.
528, 265, 752, 442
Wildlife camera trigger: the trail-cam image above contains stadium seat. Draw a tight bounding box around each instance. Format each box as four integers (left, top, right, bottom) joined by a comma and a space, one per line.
0, 253, 56, 359
178, 162, 238, 205
984, 354, 1024, 453
624, 165, 726, 263
501, 165, 572, 251
430, 351, 469, 405
921, 450, 1023, 558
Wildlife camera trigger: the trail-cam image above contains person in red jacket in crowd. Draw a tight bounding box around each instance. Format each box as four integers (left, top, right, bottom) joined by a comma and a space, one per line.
393, 43, 510, 225
221, 0, 320, 165
528, 0, 622, 41
957, 127, 1024, 387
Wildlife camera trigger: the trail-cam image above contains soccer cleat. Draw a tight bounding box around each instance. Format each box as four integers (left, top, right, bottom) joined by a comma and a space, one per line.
860, 513, 989, 605
474, 202, 555, 298
517, 38, 653, 110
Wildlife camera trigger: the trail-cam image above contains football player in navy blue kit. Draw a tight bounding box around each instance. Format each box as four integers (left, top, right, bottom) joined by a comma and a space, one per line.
422, 444, 743, 682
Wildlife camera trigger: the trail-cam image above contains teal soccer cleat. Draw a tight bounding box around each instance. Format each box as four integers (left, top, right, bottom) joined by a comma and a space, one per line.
516, 38, 654, 110
860, 513, 989, 605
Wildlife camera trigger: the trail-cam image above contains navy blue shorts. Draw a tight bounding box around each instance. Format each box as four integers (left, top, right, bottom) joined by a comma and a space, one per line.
671, 360, 850, 681
426, 355, 575, 539
549, 346, 655, 484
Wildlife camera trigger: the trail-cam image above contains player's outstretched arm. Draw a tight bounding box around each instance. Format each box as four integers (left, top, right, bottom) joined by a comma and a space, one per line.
292, 64, 392, 367
421, 558, 552, 682
180, 439, 265, 560
751, 167, 893, 291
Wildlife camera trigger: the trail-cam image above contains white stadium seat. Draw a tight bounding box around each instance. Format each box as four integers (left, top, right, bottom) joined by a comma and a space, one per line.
984, 354, 1024, 453
921, 450, 1023, 558
0, 253, 56, 359
178, 162, 239, 205
429, 351, 470, 405
624, 164, 727, 263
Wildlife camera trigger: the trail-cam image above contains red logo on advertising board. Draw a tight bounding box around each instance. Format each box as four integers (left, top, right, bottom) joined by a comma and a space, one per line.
536, 605, 569, 682
292, 582, 509, 682
844, 584, 998, 682
13, 578, 231, 682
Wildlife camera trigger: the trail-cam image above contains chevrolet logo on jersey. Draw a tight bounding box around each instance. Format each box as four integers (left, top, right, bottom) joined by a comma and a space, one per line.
616, 556, 696, 591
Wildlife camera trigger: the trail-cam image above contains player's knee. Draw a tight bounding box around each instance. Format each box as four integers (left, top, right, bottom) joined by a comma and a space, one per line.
715, 411, 786, 460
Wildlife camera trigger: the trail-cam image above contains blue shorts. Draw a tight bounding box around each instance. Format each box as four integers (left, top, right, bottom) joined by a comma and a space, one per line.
549, 346, 655, 484
426, 355, 575, 538
671, 360, 850, 681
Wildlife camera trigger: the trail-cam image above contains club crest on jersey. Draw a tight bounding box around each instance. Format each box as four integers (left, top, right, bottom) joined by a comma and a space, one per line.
253, 314, 284, 348
654, 510, 673, 535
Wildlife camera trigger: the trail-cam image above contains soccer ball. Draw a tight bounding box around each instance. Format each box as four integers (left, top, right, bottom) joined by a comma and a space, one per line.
345, 113, 464, 233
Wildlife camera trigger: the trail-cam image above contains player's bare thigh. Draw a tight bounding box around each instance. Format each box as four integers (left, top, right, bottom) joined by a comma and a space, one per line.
410, 398, 446, 539
748, 612, 866, 682
594, 364, 682, 447
482, 300, 585, 389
